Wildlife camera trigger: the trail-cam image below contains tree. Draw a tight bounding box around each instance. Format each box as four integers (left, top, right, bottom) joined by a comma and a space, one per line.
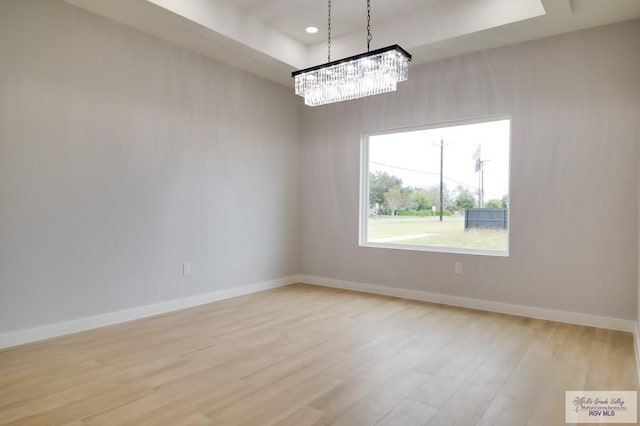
501, 194, 509, 208
411, 188, 432, 211
410, 184, 453, 213
384, 187, 405, 216
369, 172, 402, 211
400, 187, 417, 210
454, 186, 476, 210
485, 199, 502, 208
436, 183, 455, 212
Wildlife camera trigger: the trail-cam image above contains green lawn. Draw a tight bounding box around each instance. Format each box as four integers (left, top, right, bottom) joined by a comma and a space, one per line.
368, 216, 508, 251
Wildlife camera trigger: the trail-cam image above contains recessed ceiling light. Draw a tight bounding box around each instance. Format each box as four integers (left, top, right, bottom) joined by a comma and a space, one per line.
305, 26, 318, 34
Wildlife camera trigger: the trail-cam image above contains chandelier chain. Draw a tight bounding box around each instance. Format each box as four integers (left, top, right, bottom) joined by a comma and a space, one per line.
327, 0, 331, 62
367, 0, 372, 52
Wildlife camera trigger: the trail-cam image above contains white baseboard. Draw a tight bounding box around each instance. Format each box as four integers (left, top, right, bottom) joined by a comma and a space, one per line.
2, 274, 636, 355
0, 276, 298, 350
634, 324, 640, 384
299, 275, 637, 333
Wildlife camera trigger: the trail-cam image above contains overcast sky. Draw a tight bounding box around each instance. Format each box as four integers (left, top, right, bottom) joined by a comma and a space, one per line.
368, 119, 510, 200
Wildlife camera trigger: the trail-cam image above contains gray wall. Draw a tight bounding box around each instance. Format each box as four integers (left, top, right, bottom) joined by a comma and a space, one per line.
300, 20, 640, 320
1, 0, 638, 336
0, 0, 301, 332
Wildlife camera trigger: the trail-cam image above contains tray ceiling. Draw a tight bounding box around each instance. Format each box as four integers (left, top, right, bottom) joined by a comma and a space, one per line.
65, 0, 640, 86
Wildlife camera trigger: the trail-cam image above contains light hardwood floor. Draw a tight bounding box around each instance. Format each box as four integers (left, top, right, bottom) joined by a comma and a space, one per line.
0, 284, 637, 425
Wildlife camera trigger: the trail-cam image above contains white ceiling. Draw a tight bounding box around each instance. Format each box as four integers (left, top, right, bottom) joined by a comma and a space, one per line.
64, 0, 640, 87
230, 0, 444, 44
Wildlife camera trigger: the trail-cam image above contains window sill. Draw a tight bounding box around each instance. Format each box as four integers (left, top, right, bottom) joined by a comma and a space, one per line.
360, 241, 509, 257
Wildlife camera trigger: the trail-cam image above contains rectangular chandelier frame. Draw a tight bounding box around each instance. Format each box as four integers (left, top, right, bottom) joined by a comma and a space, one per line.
292, 44, 412, 107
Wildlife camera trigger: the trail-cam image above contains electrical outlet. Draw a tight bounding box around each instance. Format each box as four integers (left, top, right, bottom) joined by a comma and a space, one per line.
183, 262, 191, 276
454, 262, 463, 275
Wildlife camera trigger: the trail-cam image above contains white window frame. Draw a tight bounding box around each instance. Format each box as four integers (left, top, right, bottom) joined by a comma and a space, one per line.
359, 115, 511, 257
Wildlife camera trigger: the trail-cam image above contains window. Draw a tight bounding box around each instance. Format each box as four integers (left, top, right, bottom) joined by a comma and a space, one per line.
360, 116, 511, 256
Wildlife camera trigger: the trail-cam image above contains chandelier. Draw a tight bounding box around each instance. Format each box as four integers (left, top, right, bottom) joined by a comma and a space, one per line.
292, 0, 412, 106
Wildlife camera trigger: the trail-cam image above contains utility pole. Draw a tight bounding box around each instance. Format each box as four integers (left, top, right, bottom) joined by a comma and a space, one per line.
433, 138, 449, 222
439, 138, 444, 221
481, 161, 485, 207
480, 159, 491, 208
474, 144, 482, 208
478, 162, 482, 208
480, 161, 484, 208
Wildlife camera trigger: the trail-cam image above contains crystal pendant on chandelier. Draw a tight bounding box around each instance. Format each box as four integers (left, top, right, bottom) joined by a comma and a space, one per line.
292, 45, 411, 106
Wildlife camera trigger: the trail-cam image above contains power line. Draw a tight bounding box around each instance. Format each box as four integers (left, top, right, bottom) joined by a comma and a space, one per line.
370, 161, 504, 197
370, 162, 440, 177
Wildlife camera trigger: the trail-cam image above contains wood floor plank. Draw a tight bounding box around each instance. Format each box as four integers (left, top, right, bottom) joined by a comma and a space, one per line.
130, 380, 253, 426
377, 399, 438, 426
0, 284, 636, 425
272, 406, 324, 426
205, 373, 342, 424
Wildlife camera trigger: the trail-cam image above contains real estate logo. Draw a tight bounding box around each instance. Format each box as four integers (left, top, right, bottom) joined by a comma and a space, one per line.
565, 391, 637, 423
